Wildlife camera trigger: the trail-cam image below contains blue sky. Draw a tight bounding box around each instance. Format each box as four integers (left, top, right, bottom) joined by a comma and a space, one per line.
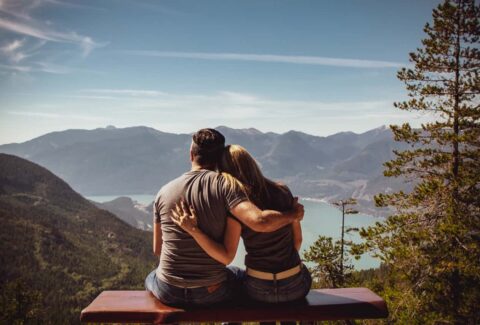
0, 0, 441, 144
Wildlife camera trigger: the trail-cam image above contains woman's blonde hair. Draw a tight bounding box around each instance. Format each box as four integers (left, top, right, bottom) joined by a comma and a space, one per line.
220, 144, 270, 207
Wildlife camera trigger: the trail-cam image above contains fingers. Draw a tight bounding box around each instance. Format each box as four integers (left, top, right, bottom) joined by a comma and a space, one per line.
172, 202, 186, 223
188, 204, 197, 215
170, 208, 181, 224
171, 205, 180, 218
172, 200, 199, 230
188, 205, 198, 227
181, 200, 189, 215
174, 200, 189, 216
176, 201, 185, 215
188, 206, 195, 220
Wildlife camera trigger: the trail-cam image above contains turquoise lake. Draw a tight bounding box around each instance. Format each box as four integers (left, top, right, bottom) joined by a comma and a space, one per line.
87, 194, 381, 270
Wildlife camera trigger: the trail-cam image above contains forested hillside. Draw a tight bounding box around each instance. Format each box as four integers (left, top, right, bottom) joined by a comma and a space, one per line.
0, 154, 157, 324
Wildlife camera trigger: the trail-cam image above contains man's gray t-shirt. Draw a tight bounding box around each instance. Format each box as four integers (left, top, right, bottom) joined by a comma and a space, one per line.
154, 169, 247, 288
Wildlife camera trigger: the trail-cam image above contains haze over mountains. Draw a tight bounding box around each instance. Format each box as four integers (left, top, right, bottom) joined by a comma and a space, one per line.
0, 125, 409, 215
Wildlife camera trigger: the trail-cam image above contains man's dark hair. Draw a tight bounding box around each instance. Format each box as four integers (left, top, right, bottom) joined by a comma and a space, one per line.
191, 128, 225, 167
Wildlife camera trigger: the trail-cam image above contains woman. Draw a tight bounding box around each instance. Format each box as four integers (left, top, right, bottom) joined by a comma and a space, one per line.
171, 144, 311, 303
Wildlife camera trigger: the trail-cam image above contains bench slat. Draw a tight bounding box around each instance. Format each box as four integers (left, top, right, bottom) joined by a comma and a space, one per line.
80, 288, 388, 323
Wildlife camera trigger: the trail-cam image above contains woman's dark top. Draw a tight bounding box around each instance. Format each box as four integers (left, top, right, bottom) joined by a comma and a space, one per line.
241, 181, 301, 273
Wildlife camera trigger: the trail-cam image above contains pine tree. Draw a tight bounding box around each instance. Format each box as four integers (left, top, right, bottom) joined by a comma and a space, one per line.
359, 0, 480, 323
304, 198, 358, 288
304, 235, 353, 288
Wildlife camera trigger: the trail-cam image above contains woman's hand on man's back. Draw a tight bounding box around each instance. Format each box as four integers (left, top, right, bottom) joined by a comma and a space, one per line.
171, 200, 199, 234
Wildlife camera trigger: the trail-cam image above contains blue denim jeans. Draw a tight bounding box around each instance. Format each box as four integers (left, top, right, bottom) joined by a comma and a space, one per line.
244, 264, 312, 303
145, 266, 245, 307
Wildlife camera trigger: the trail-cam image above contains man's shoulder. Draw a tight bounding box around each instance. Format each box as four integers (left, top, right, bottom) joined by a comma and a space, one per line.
155, 172, 190, 201
162, 173, 188, 189
155, 170, 222, 199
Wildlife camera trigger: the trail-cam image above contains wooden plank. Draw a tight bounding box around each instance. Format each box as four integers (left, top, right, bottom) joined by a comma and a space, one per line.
80, 288, 388, 324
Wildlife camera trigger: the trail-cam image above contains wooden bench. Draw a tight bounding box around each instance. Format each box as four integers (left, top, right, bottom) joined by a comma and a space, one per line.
80, 288, 388, 324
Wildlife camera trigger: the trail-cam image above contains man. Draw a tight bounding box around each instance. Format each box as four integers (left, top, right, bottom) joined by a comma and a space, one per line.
145, 128, 304, 306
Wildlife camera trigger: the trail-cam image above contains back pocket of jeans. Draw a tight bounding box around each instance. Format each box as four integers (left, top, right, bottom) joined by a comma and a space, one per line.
245, 277, 274, 300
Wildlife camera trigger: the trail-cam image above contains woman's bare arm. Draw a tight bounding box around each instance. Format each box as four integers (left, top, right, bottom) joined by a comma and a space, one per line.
190, 218, 241, 265
171, 202, 241, 265
153, 223, 162, 256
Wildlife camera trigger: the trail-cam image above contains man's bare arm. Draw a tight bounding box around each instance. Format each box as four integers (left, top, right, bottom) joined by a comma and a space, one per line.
230, 198, 304, 233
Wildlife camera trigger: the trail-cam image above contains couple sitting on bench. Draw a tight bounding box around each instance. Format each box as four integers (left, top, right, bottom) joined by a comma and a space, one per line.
145, 128, 311, 307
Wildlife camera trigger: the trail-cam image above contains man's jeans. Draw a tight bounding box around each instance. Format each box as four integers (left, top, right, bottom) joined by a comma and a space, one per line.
145, 267, 245, 307
244, 265, 312, 303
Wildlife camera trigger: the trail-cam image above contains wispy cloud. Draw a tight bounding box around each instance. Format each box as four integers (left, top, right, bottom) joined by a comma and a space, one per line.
57, 94, 122, 100
0, 61, 74, 74
80, 89, 168, 97
4, 90, 433, 138
122, 51, 405, 68
6, 110, 106, 121
2, 38, 25, 53
7, 111, 63, 118
1, 38, 47, 63
0, 16, 104, 56
1, 38, 28, 63
42, 0, 106, 11
74, 89, 401, 120
0, 0, 104, 19
0, 63, 31, 72
0, 0, 106, 76
34, 61, 71, 74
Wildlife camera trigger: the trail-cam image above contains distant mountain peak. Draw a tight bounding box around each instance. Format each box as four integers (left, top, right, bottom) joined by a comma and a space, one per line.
360, 125, 391, 136
105, 125, 116, 129
215, 126, 263, 135
326, 130, 356, 139
283, 129, 310, 137
369, 125, 388, 132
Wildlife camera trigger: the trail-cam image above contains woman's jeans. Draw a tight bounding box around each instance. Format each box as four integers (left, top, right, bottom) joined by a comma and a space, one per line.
244, 265, 312, 303
145, 267, 245, 307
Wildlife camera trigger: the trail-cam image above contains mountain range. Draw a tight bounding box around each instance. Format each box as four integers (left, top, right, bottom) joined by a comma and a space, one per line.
0, 125, 410, 216
0, 153, 157, 324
